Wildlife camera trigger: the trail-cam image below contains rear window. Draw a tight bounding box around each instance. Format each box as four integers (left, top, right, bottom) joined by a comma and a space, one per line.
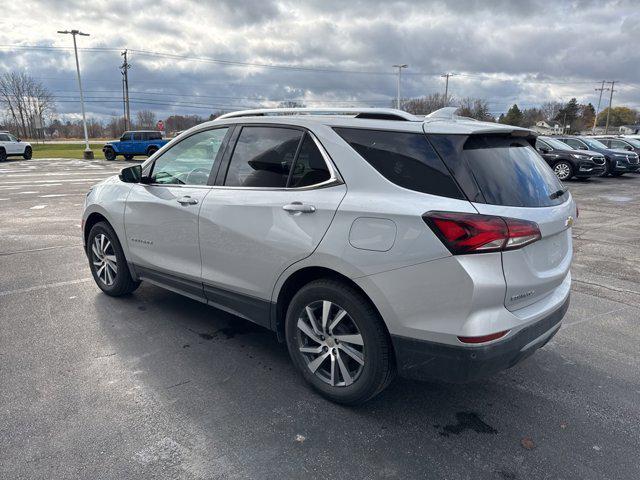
334, 128, 464, 199
430, 134, 565, 207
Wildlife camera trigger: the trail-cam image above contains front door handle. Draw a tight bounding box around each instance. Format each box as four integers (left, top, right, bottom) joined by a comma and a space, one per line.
177, 196, 198, 205
283, 201, 316, 214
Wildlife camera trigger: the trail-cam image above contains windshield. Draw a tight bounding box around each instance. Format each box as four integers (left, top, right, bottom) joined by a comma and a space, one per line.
544, 137, 572, 150
582, 138, 607, 149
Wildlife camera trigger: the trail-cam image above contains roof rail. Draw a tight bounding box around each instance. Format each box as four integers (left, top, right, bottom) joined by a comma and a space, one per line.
216, 107, 421, 121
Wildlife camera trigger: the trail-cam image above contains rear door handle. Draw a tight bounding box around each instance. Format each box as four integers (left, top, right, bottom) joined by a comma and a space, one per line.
283, 201, 316, 214
177, 196, 198, 205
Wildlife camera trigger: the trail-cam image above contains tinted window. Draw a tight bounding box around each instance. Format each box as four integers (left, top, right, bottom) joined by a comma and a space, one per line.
225, 127, 302, 188
457, 136, 565, 207
289, 134, 331, 187
151, 128, 228, 185
120, 133, 132, 141
334, 128, 464, 199
148, 132, 162, 140
536, 139, 550, 151
0, 133, 10, 141
610, 140, 628, 149
562, 138, 582, 149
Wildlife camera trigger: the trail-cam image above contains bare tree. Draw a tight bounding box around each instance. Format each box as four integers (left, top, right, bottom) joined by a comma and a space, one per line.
399, 93, 453, 115
541, 101, 563, 122
277, 100, 306, 108
456, 97, 493, 121
135, 109, 156, 129
0, 72, 54, 139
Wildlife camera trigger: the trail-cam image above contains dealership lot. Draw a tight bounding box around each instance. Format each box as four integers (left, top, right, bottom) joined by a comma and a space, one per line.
1, 158, 639, 479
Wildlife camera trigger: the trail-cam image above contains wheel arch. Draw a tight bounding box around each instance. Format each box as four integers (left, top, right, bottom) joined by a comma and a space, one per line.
272, 265, 389, 344
83, 211, 111, 248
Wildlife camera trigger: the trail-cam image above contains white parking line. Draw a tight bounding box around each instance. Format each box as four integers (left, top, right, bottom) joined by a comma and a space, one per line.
29, 204, 47, 210
0, 277, 92, 297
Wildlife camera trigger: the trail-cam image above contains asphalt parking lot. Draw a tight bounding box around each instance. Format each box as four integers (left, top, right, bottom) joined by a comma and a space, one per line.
1, 158, 639, 480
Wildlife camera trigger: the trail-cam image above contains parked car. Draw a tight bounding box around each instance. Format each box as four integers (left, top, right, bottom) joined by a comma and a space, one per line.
595, 136, 640, 161
0, 131, 32, 161
556, 136, 639, 176
102, 131, 170, 161
83, 107, 575, 405
536, 136, 606, 180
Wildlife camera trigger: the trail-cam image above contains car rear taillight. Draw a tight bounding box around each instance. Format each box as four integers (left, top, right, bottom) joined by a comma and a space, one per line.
423, 211, 541, 255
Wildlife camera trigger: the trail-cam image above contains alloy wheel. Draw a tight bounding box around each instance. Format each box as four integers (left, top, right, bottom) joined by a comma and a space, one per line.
91, 233, 118, 286
554, 163, 571, 180
296, 300, 365, 387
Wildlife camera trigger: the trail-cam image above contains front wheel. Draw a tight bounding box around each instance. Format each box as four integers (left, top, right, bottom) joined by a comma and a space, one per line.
104, 147, 117, 161
553, 161, 573, 181
285, 279, 395, 405
611, 172, 625, 177
23, 146, 32, 160
0, 148, 6, 162
87, 222, 140, 296
146, 146, 158, 157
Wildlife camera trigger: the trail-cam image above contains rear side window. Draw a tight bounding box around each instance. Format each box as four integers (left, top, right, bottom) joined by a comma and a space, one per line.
431, 135, 565, 207
288, 134, 331, 188
148, 132, 162, 140
225, 127, 302, 188
334, 128, 464, 199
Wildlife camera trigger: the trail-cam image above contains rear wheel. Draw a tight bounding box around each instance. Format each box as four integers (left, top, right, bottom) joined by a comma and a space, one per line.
553, 161, 573, 181
23, 146, 32, 160
104, 147, 116, 161
87, 221, 140, 296
146, 146, 158, 157
611, 172, 625, 177
285, 279, 395, 405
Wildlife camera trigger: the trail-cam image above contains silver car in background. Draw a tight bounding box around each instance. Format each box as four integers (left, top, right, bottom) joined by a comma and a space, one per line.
82, 107, 575, 404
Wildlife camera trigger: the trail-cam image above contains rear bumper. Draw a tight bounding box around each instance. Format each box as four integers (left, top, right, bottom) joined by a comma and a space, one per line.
391, 294, 570, 382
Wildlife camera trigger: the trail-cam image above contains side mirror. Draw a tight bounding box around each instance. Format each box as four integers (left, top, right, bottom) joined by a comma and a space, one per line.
579, 145, 588, 150
539, 147, 550, 153
119, 165, 142, 183
625, 145, 633, 151
16, 138, 21, 142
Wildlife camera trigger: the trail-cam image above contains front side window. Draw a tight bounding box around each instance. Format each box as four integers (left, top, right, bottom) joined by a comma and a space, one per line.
334, 127, 464, 199
151, 127, 228, 185
582, 138, 607, 149
148, 132, 162, 140
536, 139, 551, 151
224, 127, 302, 188
610, 140, 629, 150
7, 134, 17, 142
120, 133, 132, 141
564, 138, 585, 149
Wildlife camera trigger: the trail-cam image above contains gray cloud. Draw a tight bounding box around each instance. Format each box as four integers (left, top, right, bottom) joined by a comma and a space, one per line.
0, 0, 638, 120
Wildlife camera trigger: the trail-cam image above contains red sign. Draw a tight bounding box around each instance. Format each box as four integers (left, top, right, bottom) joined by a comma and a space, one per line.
156, 120, 165, 131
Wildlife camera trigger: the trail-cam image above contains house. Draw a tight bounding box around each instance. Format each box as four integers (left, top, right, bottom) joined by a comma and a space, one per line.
531, 120, 563, 135
619, 125, 640, 135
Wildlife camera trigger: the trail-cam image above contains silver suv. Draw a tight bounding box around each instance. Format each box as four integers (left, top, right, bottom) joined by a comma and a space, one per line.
82, 107, 575, 405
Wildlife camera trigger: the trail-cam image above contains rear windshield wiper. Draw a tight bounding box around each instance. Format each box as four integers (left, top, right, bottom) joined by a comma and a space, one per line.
549, 188, 568, 200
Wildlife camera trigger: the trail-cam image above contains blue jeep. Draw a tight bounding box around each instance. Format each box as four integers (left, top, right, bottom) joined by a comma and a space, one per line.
102, 131, 170, 161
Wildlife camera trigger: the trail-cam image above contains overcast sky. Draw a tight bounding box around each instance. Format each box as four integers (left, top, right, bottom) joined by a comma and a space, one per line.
1, 0, 639, 121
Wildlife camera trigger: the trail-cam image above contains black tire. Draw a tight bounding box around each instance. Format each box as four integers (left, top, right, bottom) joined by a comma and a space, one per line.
87, 221, 140, 296
23, 146, 32, 160
104, 147, 116, 161
146, 146, 158, 157
611, 172, 625, 177
552, 160, 573, 181
605, 159, 616, 176
124, 154, 134, 161
285, 279, 395, 405
0, 148, 6, 162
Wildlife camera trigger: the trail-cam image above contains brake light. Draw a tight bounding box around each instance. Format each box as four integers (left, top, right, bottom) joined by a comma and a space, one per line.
423, 211, 541, 255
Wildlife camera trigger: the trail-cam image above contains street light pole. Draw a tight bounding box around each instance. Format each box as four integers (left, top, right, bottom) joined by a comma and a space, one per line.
58, 29, 94, 159
392, 64, 408, 110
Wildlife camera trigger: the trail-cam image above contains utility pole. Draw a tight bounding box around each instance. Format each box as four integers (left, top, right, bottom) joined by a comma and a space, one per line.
604, 81, 616, 135
57, 29, 93, 159
120, 50, 131, 131
392, 64, 408, 110
441, 73, 456, 101
593, 81, 610, 134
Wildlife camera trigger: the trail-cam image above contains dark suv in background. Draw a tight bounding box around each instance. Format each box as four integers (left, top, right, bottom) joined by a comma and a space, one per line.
595, 137, 640, 162
536, 136, 606, 180
556, 136, 640, 176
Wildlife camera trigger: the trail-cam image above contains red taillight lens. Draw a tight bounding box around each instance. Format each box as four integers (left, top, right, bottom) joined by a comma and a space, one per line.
423, 211, 541, 255
458, 330, 510, 344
